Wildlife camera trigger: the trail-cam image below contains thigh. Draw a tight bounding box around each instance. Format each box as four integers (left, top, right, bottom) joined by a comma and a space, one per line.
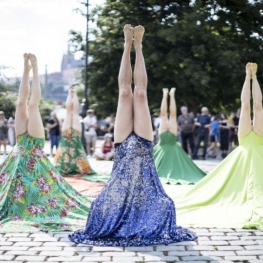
28, 106, 45, 138
133, 89, 153, 141
159, 116, 168, 135
238, 105, 252, 139
114, 87, 133, 143
91, 134, 97, 143
253, 108, 263, 136
85, 133, 92, 144
55, 136, 60, 146
15, 106, 28, 136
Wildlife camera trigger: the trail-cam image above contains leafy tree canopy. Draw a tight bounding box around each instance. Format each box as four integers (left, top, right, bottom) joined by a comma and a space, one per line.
70, 0, 263, 117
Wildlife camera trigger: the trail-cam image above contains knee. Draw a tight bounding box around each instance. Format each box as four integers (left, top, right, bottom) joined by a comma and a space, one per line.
28, 101, 39, 108
119, 87, 132, 98
134, 88, 146, 98
241, 102, 250, 111
253, 101, 262, 111
17, 99, 26, 108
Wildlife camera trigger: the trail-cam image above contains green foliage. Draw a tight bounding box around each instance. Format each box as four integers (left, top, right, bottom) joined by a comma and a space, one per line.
70, 0, 263, 116
0, 93, 16, 118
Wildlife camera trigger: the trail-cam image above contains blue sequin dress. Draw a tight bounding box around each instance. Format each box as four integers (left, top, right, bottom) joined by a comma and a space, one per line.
68, 133, 197, 246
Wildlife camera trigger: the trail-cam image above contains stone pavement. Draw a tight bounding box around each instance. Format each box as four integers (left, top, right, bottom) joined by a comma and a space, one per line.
1, 144, 263, 262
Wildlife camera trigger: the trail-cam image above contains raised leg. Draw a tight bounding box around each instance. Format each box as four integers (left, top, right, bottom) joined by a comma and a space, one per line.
168, 87, 177, 136
133, 25, 153, 141
62, 88, 81, 133
251, 63, 263, 136
15, 53, 31, 136
238, 63, 252, 139
27, 54, 45, 138
158, 89, 169, 135
114, 24, 133, 143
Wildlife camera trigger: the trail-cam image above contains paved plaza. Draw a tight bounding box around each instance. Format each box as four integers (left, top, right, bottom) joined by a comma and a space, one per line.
1, 142, 263, 263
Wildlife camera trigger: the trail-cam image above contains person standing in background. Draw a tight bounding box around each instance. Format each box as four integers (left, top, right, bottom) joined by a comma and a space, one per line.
7, 111, 16, 147
207, 114, 220, 158
83, 109, 97, 157
191, 107, 211, 160
46, 112, 60, 157
0, 111, 8, 156
219, 113, 230, 158
178, 106, 195, 155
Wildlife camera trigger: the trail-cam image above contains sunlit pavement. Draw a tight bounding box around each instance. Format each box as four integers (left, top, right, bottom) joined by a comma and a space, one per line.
1, 142, 263, 262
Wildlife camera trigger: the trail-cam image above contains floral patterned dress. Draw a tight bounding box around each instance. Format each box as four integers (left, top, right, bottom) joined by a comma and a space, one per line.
54, 128, 96, 176
0, 132, 91, 232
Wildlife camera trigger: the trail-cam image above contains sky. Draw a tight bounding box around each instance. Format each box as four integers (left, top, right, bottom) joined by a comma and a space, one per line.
0, 0, 105, 77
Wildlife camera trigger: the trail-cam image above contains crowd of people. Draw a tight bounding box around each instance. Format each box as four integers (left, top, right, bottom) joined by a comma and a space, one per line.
153, 107, 240, 160
0, 104, 241, 162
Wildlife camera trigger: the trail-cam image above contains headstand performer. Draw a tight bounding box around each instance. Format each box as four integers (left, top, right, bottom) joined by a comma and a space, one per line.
154, 88, 206, 184
173, 63, 263, 229
0, 54, 90, 232
54, 86, 97, 177
68, 25, 197, 246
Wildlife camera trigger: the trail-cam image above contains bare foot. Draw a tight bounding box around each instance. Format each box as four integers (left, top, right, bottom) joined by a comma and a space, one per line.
28, 53, 38, 70
134, 25, 145, 48
246, 62, 251, 79
251, 63, 258, 79
123, 24, 133, 46
163, 88, 169, 96
169, 87, 176, 96
23, 53, 32, 72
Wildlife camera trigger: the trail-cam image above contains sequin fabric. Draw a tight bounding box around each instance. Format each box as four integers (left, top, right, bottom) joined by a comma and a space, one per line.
69, 132, 197, 246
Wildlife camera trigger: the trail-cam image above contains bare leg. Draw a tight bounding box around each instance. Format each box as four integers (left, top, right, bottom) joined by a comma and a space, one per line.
133, 25, 153, 141
114, 24, 133, 143
158, 89, 169, 135
27, 54, 45, 138
238, 63, 252, 139
15, 53, 31, 136
251, 63, 263, 136
168, 87, 177, 136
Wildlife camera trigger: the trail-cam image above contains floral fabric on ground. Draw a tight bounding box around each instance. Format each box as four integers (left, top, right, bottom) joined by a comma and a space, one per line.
0, 132, 91, 232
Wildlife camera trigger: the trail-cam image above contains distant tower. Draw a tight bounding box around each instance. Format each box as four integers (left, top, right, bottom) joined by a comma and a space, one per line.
61, 45, 85, 72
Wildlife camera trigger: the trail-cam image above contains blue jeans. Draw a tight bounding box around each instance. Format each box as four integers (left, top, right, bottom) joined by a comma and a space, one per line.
50, 134, 60, 149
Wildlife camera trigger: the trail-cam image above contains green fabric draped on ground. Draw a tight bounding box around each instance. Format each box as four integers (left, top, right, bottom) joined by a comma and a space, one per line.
171, 131, 263, 229
154, 132, 206, 185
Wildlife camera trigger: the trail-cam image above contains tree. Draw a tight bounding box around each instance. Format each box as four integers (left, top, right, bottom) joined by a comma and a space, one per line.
70, 0, 263, 116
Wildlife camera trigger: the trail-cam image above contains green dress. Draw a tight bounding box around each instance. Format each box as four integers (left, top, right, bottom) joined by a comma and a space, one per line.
173, 131, 263, 229
154, 132, 206, 184
0, 132, 91, 232
54, 128, 97, 176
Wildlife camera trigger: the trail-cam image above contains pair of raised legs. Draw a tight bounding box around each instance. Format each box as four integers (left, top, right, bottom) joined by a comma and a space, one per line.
62, 87, 81, 133
16, 54, 44, 138
114, 24, 153, 143
158, 88, 177, 136
239, 63, 263, 138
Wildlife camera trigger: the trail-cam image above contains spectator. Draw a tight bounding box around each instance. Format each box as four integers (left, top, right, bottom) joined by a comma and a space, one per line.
219, 113, 230, 158
7, 111, 16, 147
207, 114, 220, 158
228, 112, 236, 151
106, 116, 115, 142
178, 106, 195, 155
0, 111, 8, 156
46, 112, 60, 157
192, 107, 211, 160
83, 109, 97, 157
95, 133, 114, 161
